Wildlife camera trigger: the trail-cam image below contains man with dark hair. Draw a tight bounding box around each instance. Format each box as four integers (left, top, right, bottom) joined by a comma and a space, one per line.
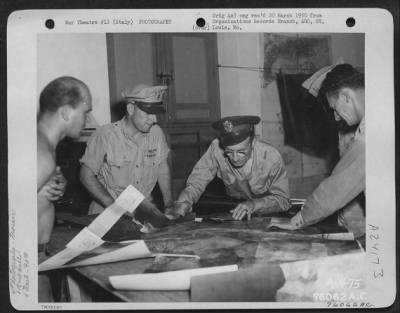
80, 84, 172, 225
166, 115, 290, 221
37, 76, 92, 301
270, 64, 366, 238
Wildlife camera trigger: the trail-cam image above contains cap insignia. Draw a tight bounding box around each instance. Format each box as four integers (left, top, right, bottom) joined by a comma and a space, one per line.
223, 120, 233, 133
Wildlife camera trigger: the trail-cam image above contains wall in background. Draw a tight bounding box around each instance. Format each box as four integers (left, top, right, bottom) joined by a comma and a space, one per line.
37, 34, 111, 126
107, 33, 154, 121
217, 33, 263, 135
331, 33, 365, 68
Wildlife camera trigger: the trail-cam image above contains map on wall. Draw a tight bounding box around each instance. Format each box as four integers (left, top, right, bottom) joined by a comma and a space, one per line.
263, 34, 331, 86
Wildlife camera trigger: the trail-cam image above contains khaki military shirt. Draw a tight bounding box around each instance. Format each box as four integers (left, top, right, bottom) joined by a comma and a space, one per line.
80, 118, 169, 213
296, 118, 365, 237
177, 139, 291, 213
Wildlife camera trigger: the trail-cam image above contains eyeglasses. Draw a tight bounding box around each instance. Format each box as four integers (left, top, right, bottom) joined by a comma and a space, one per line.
224, 151, 247, 158
223, 146, 251, 159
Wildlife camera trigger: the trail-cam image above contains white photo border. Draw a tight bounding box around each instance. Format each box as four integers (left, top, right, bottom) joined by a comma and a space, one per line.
7, 8, 396, 310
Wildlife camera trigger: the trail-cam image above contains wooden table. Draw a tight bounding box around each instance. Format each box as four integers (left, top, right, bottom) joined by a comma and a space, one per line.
48, 212, 363, 302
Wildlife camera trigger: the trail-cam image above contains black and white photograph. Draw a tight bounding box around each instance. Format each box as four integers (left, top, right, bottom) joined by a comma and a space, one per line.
7, 8, 396, 310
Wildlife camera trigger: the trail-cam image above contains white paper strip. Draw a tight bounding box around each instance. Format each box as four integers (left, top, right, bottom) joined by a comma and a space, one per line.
309, 232, 355, 241
61, 240, 152, 268
66, 227, 104, 251
109, 264, 238, 291
39, 241, 152, 272
39, 185, 145, 271
38, 248, 82, 272
115, 185, 145, 213
89, 185, 144, 237
88, 203, 127, 237
153, 253, 200, 259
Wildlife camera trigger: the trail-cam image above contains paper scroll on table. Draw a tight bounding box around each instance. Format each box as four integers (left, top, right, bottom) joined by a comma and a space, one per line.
109, 265, 239, 291
39, 185, 146, 272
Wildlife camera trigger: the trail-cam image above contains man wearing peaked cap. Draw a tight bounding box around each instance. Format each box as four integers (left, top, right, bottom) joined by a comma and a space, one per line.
80, 84, 173, 225
213, 116, 261, 148
165, 115, 290, 221
121, 84, 167, 114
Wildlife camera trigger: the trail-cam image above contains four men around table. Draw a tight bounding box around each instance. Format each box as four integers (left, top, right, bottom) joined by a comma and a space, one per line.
35, 61, 367, 304
39, 63, 367, 277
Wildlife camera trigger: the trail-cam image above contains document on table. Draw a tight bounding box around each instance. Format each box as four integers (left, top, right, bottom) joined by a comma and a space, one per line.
89, 185, 145, 237
62, 240, 152, 268
39, 185, 146, 272
66, 227, 105, 251
39, 240, 153, 271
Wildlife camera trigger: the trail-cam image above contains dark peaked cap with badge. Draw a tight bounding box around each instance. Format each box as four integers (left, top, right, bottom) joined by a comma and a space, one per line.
121, 84, 168, 114
212, 116, 260, 147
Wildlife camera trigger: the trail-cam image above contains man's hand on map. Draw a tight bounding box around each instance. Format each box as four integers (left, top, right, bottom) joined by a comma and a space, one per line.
268, 213, 305, 231
229, 201, 254, 221
165, 201, 192, 220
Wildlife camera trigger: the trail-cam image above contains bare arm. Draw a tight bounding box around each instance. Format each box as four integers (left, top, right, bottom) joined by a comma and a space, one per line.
80, 164, 114, 208
37, 138, 56, 192
157, 157, 173, 208
37, 134, 57, 244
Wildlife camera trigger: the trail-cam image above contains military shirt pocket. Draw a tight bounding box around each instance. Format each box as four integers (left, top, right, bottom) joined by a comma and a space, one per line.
143, 155, 160, 184
105, 150, 132, 167
105, 153, 133, 188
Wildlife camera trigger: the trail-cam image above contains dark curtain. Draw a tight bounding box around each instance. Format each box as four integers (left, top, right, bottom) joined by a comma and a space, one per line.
276, 73, 338, 157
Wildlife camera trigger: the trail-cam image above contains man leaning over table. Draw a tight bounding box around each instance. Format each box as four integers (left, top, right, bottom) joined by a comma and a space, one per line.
269, 64, 366, 238
165, 115, 291, 221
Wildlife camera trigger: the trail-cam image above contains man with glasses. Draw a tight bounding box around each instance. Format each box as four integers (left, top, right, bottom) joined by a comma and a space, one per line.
165, 116, 290, 221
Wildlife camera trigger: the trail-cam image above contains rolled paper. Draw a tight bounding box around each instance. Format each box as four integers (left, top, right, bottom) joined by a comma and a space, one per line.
109, 264, 238, 291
